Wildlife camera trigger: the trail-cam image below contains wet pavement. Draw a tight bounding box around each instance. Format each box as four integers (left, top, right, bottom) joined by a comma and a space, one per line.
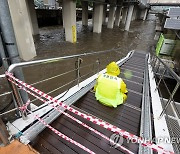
0, 16, 156, 121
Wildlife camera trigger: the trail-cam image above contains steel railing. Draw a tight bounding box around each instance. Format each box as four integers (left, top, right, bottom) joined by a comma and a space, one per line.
150, 52, 180, 153
150, 52, 180, 118
0, 48, 126, 117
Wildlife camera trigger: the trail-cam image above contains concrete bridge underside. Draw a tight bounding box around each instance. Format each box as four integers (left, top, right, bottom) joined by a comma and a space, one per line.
149, 0, 180, 6
5, 0, 150, 61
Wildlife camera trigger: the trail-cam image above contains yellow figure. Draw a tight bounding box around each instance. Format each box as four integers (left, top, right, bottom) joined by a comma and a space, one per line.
94, 62, 128, 108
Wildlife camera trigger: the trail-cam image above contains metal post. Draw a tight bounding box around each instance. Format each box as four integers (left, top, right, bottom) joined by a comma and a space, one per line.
151, 56, 157, 72
0, 34, 9, 70
155, 60, 160, 74
155, 68, 167, 91
152, 56, 157, 69
9, 80, 27, 120
77, 57, 81, 86
0, 32, 22, 118
159, 82, 180, 119
0, 0, 29, 119
96, 59, 100, 74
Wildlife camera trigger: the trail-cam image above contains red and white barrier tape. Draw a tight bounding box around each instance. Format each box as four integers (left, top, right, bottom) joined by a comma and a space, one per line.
7, 73, 134, 154
27, 109, 95, 154
19, 99, 30, 112
6, 72, 174, 154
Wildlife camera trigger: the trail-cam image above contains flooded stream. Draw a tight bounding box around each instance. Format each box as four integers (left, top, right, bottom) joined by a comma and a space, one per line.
0, 16, 156, 121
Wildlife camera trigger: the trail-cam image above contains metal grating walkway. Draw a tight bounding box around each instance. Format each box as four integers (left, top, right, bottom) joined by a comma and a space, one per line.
32, 52, 147, 153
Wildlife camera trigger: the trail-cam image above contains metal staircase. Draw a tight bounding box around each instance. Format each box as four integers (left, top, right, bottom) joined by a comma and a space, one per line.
0, 49, 178, 153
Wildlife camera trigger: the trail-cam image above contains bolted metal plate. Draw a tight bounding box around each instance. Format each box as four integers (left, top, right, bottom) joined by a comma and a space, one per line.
164, 18, 180, 30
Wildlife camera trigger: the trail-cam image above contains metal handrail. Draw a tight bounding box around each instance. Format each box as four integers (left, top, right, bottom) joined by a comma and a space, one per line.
1, 69, 94, 116
0, 91, 12, 97
0, 74, 5, 78
150, 52, 180, 119
29, 59, 110, 103
151, 53, 180, 83
8, 48, 122, 73
1, 48, 125, 116
150, 51, 180, 153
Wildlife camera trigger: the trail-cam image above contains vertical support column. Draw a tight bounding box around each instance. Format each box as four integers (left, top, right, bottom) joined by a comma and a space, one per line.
26, 0, 39, 35
63, 0, 76, 43
131, 5, 137, 21
121, 7, 128, 24
82, 1, 88, 26
62, 0, 65, 28
7, 0, 37, 61
93, 3, 104, 33
107, 5, 116, 29
0, 0, 30, 117
125, 5, 134, 31
143, 8, 148, 21
115, 6, 122, 27
48, 0, 56, 7
102, 4, 107, 25
92, 3, 95, 26
140, 9, 145, 20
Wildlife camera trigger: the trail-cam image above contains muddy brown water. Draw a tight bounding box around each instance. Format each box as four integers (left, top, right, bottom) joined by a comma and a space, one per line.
0, 17, 156, 122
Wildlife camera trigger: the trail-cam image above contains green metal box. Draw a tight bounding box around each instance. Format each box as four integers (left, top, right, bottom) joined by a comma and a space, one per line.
156, 33, 175, 56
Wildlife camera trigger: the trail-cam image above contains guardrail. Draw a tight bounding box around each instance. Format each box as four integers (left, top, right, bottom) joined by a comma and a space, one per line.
150, 52, 180, 153
150, 52, 180, 118
0, 48, 126, 119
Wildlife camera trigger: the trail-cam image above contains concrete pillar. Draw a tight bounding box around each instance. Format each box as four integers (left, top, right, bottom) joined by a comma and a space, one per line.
63, 0, 76, 43
122, 7, 128, 24
82, 1, 88, 26
93, 3, 104, 33
92, 3, 95, 26
26, 0, 39, 35
62, 0, 65, 28
115, 6, 122, 27
140, 9, 145, 20
125, 5, 134, 31
107, 5, 116, 29
102, 4, 107, 25
131, 6, 137, 21
7, 0, 36, 61
48, 0, 56, 7
43, 0, 49, 5
143, 9, 148, 21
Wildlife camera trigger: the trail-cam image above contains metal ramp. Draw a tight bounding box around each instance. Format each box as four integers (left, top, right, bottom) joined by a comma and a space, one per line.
32, 52, 148, 153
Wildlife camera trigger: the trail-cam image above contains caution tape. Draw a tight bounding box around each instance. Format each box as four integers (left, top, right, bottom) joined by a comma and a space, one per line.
19, 99, 30, 112
6, 72, 174, 154
28, 109, 95, 154
7, 73, 134, 154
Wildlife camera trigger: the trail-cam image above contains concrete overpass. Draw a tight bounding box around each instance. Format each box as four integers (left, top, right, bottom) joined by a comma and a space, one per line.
148, 0, 180, 6
0, 0, 150, 61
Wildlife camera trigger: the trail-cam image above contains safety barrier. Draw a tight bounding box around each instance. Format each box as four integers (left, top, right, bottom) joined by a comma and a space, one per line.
150, 53, 180, 118
6, 72, 174, 154
0, 48, 125, 118
150, 52, 180, 153
6, 72, 134, 154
